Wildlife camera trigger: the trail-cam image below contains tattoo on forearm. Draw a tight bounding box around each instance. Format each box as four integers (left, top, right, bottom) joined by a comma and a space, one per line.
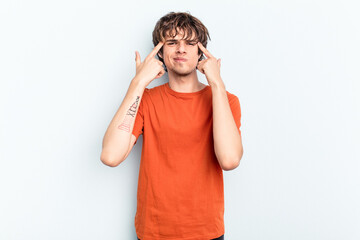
118, 96, 140, 132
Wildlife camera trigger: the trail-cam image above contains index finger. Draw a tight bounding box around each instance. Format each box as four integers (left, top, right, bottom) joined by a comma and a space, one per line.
147, 41, 164, 59
197, 42, 214, 59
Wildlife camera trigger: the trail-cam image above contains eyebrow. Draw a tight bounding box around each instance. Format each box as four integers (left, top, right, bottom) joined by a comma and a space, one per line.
165, 39, 197, 43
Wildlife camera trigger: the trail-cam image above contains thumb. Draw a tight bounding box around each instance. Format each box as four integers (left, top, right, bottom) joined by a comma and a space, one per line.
135, 51, 141, 66
217, 58, 221, 68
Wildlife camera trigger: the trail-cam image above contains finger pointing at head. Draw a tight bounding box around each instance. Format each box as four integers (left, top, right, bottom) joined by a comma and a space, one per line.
135, 51, 141, 66
197, 42, 214, 59
148, 41, 164, 60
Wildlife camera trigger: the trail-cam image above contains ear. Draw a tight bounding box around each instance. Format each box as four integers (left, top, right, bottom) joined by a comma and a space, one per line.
198, 48, 203, 61
198, 53, 203, 61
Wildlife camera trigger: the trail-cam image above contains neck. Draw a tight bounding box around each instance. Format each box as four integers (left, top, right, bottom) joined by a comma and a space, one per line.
167, 70, 206, 93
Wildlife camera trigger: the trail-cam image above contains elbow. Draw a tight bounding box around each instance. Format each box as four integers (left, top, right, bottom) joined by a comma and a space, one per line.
100, 152, 124, 167
221, 150, 243, 171
101, 158, 120, 167
221, 160, 239, 171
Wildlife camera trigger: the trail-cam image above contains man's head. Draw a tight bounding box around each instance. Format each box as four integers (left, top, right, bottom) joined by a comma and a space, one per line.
152, 12, 211, 74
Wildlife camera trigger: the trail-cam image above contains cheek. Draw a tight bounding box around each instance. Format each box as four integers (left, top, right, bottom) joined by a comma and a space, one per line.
163, 50, 173, 62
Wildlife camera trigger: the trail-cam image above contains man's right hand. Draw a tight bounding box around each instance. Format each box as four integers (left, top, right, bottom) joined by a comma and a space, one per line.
134, 42, 165, 87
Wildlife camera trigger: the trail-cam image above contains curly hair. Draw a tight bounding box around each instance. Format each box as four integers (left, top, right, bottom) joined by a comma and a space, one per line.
152, 11, 211, 72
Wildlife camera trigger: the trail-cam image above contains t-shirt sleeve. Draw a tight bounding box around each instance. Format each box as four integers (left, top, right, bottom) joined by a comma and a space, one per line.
131, 92, 146, 145
228, 94, 242, 136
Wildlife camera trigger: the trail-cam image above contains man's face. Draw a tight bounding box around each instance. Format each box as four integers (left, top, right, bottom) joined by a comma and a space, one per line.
159, 30, 201, 76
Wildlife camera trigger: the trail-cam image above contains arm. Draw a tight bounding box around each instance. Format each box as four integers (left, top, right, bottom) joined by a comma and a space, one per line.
197, 42, 243, 171
100, 79, 147, 167
100, 42, 165, 167
211, 80, 243, 171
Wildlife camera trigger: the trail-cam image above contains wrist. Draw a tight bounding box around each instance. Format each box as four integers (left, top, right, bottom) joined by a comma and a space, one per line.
131, 76, 148, 89
209, 78, 225, 90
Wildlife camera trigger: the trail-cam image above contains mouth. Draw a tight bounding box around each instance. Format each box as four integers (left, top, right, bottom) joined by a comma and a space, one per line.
174, 58, 187, 62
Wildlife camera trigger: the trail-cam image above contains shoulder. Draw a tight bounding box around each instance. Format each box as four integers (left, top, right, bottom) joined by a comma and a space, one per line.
140, 83, 165, 107
225, 90, 240, 103
144, 83, 166, 97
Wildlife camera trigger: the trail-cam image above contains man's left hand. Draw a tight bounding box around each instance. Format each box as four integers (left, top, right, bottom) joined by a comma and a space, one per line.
197, 42, 222, 85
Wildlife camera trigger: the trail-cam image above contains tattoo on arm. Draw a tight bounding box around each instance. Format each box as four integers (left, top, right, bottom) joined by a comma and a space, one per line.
118, 96, 140, 132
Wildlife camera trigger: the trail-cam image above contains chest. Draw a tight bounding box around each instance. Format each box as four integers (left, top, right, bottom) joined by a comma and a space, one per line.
145, 96, 213, 141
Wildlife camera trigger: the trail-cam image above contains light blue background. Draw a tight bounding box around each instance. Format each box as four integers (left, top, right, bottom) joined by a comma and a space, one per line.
1, 0, 359, 239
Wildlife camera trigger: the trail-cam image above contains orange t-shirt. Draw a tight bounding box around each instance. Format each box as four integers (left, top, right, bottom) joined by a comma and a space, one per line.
132, 82, 241, 240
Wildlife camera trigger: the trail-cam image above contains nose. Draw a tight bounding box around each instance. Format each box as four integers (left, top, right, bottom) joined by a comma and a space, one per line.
176, 41, 186, 53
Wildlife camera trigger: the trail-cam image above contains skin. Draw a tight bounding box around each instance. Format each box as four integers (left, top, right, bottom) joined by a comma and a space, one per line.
158, 29, 208, 92
196, 41, 243, 170
135, 41, 165, 87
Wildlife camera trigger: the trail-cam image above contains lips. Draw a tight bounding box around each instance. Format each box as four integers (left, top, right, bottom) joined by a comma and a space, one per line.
174, 58, 187, 62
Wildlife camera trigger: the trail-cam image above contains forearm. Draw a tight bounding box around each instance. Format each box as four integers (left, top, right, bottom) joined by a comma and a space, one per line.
211, 80, 243, 170
100, 77, 146, 166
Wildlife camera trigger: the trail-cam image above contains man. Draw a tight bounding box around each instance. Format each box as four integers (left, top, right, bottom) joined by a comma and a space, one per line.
100, 11, 243, 240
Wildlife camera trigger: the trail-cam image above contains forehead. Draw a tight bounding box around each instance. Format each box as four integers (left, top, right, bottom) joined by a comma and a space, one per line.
164, 28, 197, 41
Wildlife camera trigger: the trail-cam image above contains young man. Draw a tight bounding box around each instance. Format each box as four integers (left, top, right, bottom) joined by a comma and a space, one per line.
101, 12, 243, 240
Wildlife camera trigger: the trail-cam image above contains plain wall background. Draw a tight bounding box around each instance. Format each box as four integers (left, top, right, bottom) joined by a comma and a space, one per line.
1, 0, 359, 239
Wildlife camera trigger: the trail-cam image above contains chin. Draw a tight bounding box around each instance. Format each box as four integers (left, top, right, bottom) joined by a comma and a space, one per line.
173, 70, 194, 76
170, 66, 196, 76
